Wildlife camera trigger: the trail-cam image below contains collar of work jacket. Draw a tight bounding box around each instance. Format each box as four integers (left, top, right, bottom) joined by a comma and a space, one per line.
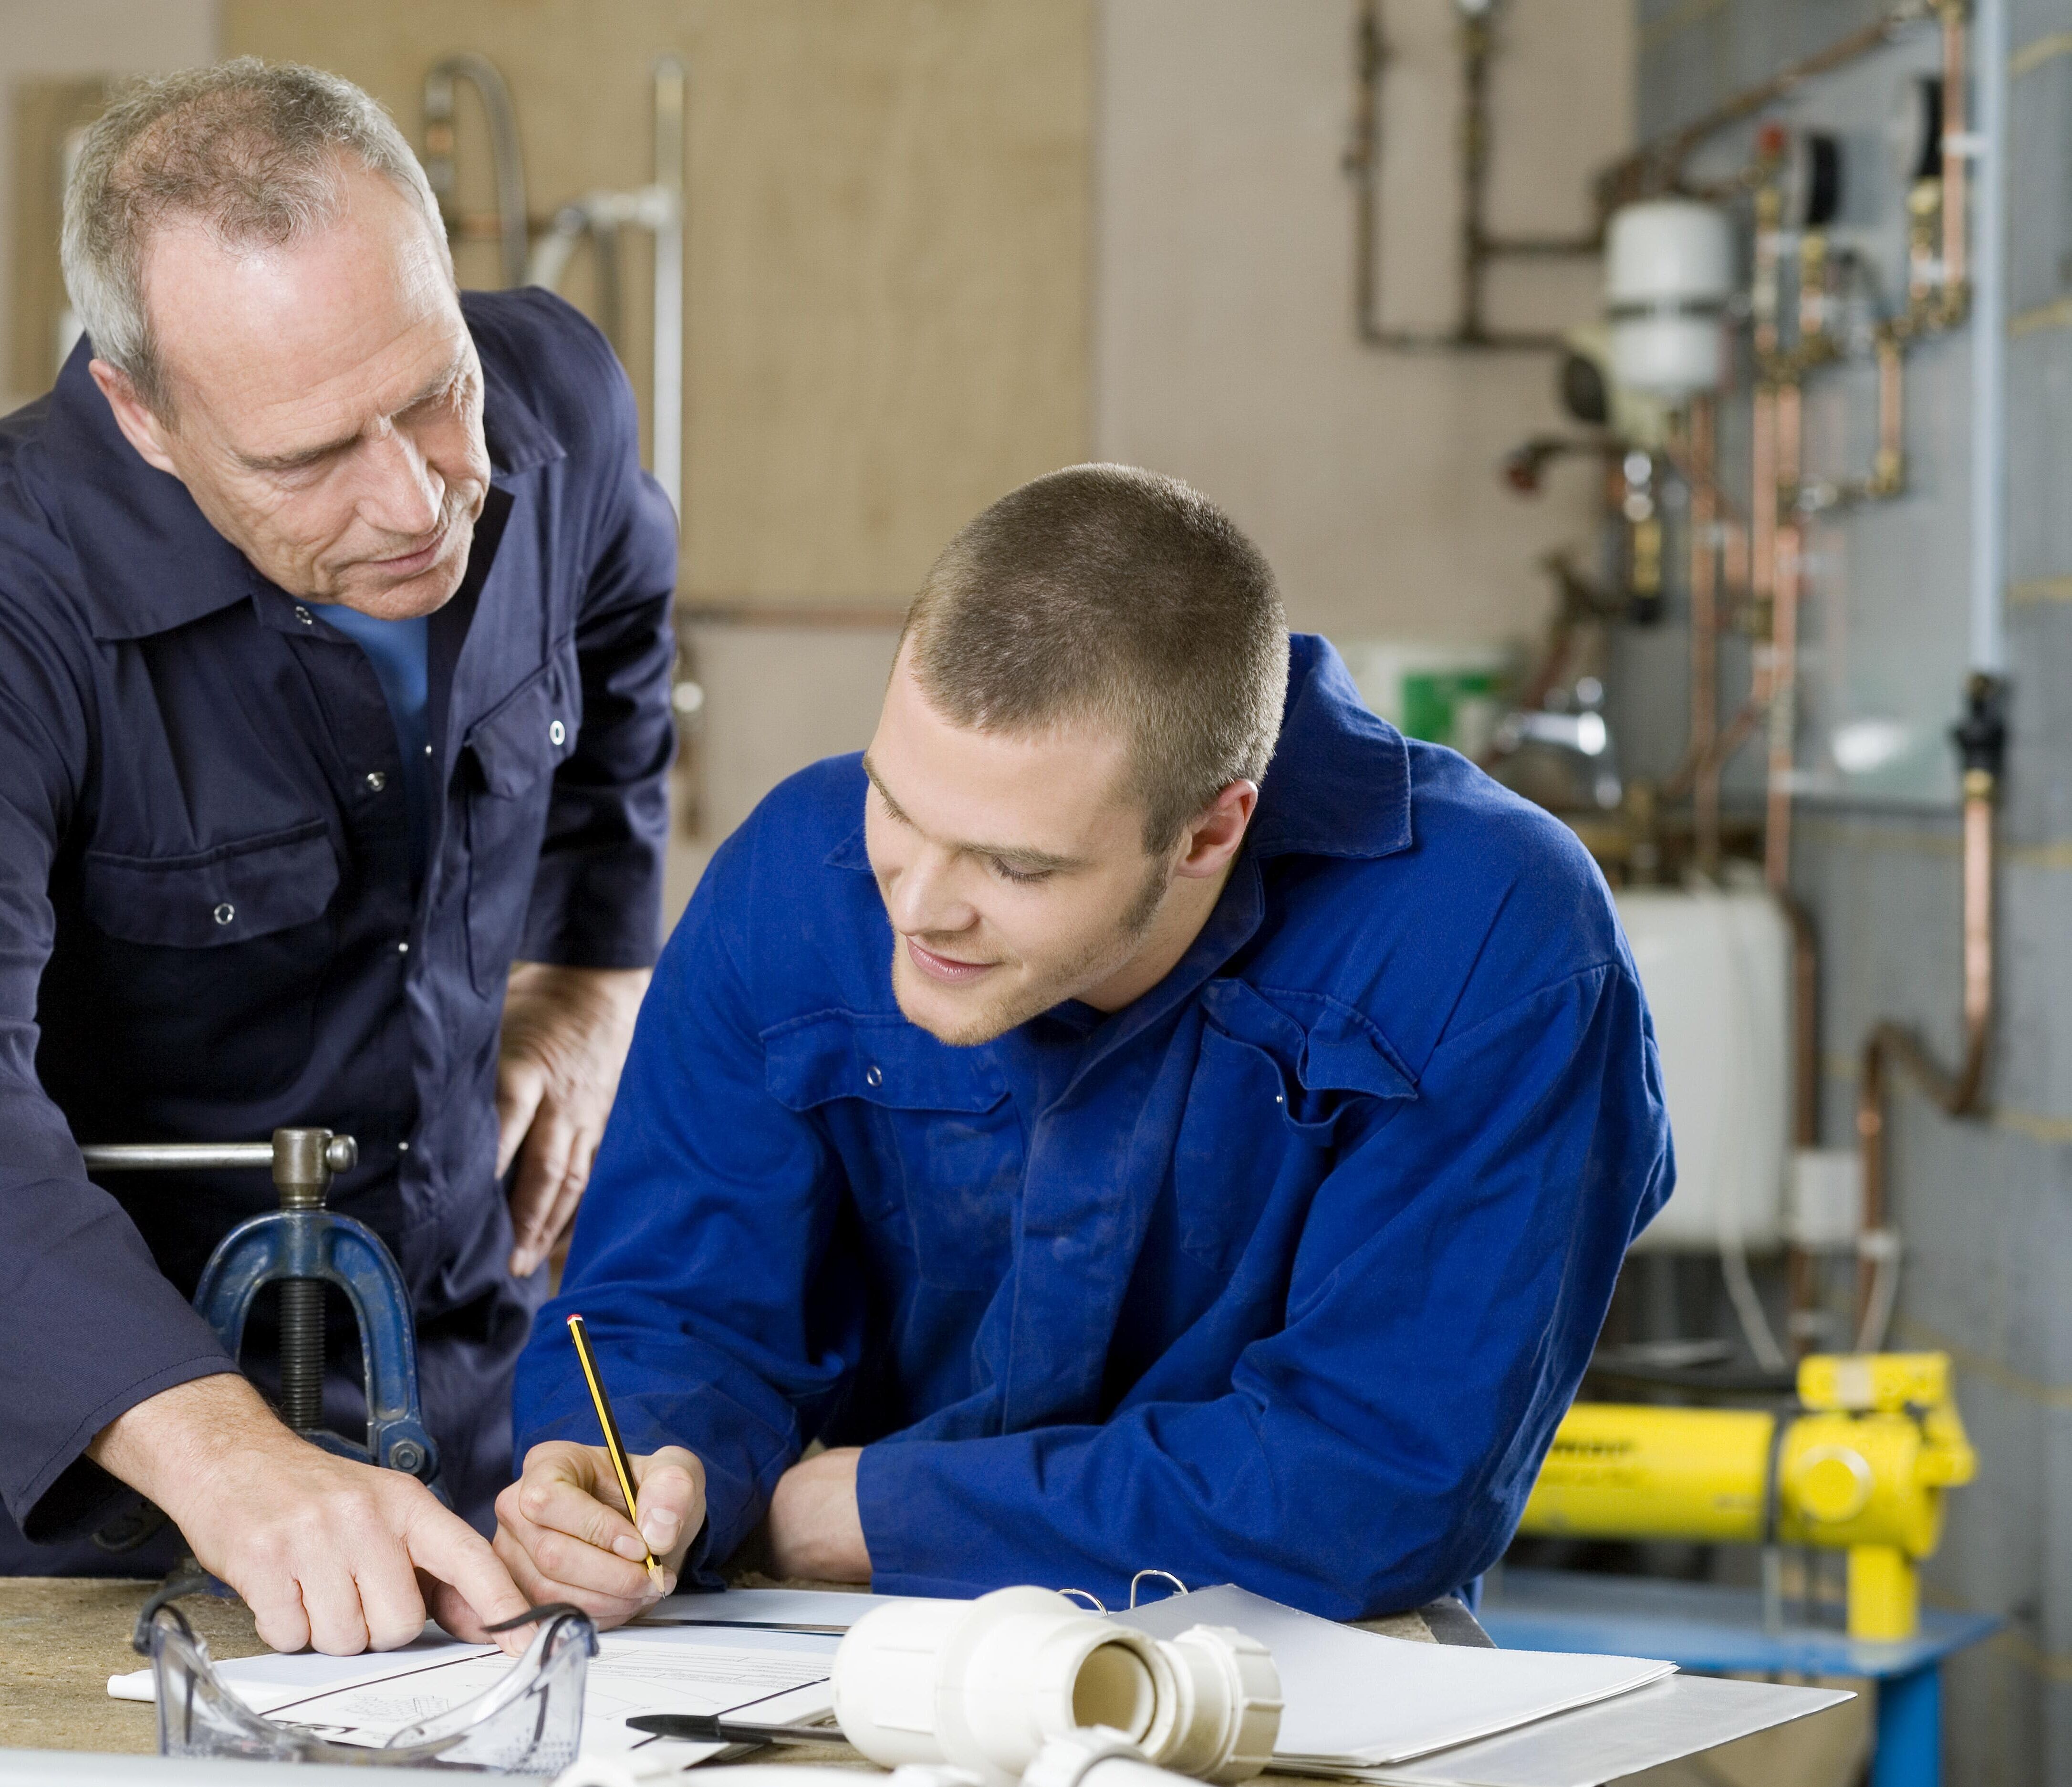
822, 633, 1419, 1099
24, 330, 566, 644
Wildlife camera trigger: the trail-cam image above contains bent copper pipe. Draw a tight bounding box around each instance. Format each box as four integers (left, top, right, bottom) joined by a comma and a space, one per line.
1687, 398, 1722, 872
1855, 717, 2001, 1339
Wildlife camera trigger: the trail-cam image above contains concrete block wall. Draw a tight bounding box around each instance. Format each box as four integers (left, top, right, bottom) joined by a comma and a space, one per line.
1635, 5, 2072, 1782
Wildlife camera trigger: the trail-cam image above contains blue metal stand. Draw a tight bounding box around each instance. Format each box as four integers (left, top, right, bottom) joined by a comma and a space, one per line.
1874, 1663, 1941, 1787
1479, 1567, 1998, 1787
194, 1205, 438, 1483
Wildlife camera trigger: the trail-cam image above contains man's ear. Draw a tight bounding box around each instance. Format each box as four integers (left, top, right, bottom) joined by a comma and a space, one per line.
88, 358, 180, 477
1172, 780, 1260, 881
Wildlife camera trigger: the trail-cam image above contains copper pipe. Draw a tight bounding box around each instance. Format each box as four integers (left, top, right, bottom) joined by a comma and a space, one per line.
1788, 895, 1820, 1150
1783, 892, 1821, 1356
1662, 697, 1762, 803
1687, 397, 1721, 871
1855, 692, 2003, 1338
1594, 0, 1933, 212
1765, 383, 1804, 891
1751, 385, 1778, 606
1939, 0, 1968, 301
1346, 0, 1582, 353
1875, 330, 1905, 494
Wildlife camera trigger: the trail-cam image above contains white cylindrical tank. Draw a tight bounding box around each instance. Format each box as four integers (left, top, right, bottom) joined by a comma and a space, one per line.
1605, 201, 1734, 399
1616, 887, 1790, 1252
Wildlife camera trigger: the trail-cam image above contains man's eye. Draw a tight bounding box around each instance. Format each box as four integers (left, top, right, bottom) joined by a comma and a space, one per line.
989, 857, 1051, 886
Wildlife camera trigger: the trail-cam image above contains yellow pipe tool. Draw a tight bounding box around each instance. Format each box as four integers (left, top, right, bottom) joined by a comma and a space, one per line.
1518, 1353, 1976, 1641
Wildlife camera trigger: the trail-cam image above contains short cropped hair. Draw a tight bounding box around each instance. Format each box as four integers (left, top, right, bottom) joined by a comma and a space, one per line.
62, 57, 451, 416
903, 465, 1289, 852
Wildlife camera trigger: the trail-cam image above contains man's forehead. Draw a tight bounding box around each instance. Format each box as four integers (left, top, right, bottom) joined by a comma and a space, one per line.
869, 659, 1140, 853
142, 171, 465, 447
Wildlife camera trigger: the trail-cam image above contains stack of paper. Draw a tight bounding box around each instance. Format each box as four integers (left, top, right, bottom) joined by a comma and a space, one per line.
1118, 1585, 1670, 1773
1118, 1584, 1844, 1787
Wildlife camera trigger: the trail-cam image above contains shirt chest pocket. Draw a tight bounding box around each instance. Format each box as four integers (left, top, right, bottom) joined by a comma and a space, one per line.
462, 647, 582, 994
1172, 981, 1418, 1272
72, 820, 340, 1100
764, 1012, 1022, 1289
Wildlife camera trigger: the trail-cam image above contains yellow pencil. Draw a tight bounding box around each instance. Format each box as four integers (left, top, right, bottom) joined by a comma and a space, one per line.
566, 1312, 667, 1594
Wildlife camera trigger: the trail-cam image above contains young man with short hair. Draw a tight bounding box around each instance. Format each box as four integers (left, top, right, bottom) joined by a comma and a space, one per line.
500, 465, 1671, 1621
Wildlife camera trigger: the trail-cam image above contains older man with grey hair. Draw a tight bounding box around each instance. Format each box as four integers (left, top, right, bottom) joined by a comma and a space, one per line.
0, 58, 678, 1652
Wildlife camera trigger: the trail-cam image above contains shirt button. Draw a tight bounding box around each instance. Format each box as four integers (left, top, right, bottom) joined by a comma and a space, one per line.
364, 770, 388, 792
396, 940, 410, 955
864, 1064, 883, 1087
213, 902, 235, 925
548, 718, 567, 747
293, 605, 313, 625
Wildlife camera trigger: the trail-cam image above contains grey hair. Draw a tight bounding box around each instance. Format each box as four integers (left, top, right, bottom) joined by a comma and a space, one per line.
60, 57, 452, 416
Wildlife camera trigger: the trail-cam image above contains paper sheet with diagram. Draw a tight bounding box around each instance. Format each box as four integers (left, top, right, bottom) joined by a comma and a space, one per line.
109, 1620, 840, 1760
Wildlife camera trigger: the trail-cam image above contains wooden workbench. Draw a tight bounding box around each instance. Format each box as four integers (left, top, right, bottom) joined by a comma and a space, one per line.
0, 1576, 1451, 1760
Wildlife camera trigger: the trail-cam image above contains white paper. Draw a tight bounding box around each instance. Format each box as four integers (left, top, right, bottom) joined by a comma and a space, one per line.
1302, 1674, 1855, 1787
110, 1621, 840, 1762
1116, 1585, 1675, 1766
637, 1586, 928, 1632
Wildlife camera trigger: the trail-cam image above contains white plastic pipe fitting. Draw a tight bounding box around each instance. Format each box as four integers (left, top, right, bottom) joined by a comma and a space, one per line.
831, 1588, 1282, 1787
1605, 199, 1733, 399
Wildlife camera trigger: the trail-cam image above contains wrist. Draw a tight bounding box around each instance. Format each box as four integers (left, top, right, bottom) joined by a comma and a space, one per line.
88, 1373, 296, 1513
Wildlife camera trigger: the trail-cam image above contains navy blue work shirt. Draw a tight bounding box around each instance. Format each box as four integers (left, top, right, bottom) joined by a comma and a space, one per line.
516, 636, 1672, 1618
0, 288, 677, 1556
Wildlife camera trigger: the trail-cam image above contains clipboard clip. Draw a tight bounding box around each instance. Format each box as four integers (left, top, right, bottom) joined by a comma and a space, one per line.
134, 1579, 596, 1772
1053, 1569, 1192, 1615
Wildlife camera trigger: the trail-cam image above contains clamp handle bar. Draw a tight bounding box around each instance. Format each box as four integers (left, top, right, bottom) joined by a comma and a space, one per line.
81, 1133, 359, 1177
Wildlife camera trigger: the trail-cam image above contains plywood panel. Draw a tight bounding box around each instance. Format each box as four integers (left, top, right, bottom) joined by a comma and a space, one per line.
223, 0, 1093, 606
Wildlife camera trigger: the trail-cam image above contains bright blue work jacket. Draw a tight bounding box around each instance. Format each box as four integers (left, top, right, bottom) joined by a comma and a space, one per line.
517, 636, 1671, 1617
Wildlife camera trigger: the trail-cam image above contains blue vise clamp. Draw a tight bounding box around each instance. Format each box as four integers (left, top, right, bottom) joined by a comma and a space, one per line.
80, 1128, 438, 1487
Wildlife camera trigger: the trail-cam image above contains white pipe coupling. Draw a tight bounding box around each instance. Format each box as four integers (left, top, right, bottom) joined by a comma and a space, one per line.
831, 1588, 1282, 1787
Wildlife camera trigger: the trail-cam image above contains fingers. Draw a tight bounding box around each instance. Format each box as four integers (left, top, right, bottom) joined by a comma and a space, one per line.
492, 1501, 660, 1628
506, 1102, 580, 1276
489, 1442, 688, 1627
401, 1495, 533, 1654
494, 1052, 547, 1181
242, 1573, 313, 1656
351, 1542, 430, 1653
301, 1558, 373, 1657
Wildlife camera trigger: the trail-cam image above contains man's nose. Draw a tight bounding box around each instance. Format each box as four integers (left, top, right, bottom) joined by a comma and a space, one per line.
357, 423, 444, 539
885, 848, 977, 938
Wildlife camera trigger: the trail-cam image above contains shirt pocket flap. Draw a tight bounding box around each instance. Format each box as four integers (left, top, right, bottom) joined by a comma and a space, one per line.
1298, 1001, 1419, 1102
764, 1012, 1010, 1113
467, 655, 580, 800
1200, 979, 1417, 1136
81, 820, 339, 948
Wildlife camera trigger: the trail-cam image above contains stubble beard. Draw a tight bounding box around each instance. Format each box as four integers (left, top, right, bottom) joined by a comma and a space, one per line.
892, 854, 1174, 1047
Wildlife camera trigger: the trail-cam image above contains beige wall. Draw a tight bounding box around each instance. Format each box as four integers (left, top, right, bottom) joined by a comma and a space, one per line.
224, 0, 1093, 607
25, 4, 1632, 921
1096, 0, 1633, 647
0, 0, 219, 410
